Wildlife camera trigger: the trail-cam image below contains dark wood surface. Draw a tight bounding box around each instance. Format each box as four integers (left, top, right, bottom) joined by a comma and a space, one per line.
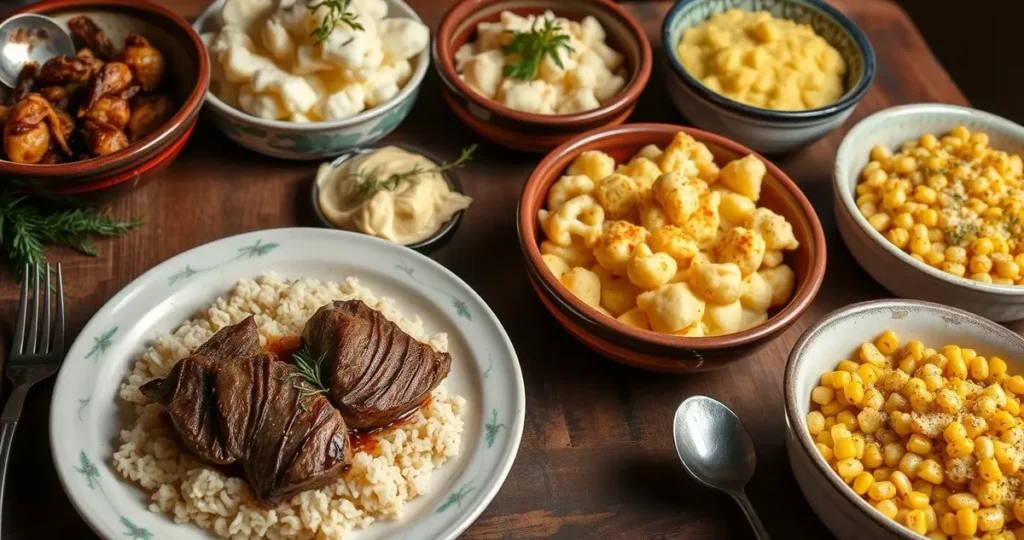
0, 0, 1003, 538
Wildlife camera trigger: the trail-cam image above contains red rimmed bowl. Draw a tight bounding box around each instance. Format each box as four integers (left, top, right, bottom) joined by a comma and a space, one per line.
518, 123, 827, 372
434, 0, 652, 153
21, 117, 196, 205
1, 0, 209, 195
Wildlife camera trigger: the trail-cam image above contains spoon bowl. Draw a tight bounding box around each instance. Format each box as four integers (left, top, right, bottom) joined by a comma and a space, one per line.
673, 396, 771, 540
0, 14, 75, 88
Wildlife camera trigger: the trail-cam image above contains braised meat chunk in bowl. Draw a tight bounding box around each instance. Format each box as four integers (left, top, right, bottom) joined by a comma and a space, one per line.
1, 15, 176, 164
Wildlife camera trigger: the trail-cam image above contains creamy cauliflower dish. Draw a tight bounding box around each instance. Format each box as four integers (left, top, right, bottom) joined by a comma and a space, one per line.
455, 10, 627, 115
538, 132, 800, 337
201, 0, 429, 122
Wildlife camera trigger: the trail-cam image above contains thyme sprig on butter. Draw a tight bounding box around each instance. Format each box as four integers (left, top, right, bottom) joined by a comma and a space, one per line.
0, 192, 142, 282
278, 345, 329, 405
309, 0, 363, 44
355, 145, 478, 199
501, 18, 574, 81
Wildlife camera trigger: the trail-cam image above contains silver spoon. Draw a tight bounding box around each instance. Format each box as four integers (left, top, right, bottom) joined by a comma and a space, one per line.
673, 396, 771, 540
0, 14, 76, 88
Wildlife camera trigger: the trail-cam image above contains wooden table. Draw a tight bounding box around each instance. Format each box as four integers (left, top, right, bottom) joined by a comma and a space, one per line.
0, 0, 1000, 538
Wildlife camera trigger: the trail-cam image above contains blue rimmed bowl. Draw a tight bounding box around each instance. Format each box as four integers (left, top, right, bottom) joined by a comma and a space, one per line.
192, 0, 429, 160
661, 0, 875, 154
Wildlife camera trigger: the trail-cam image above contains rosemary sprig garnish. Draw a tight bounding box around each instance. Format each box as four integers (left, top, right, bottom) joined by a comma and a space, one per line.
355, 144, 478, 200
278, 345, 329, 403
309, 0, 363, 44
0, 192, 142, 282
500, 18, 574, 81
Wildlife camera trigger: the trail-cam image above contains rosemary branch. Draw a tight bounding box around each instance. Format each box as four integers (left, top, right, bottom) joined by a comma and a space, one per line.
355, 145, 478, 200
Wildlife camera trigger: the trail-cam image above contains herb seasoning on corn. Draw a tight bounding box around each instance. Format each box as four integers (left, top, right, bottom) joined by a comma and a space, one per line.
808, 330, 1024, 537
855, 126, 1024, 285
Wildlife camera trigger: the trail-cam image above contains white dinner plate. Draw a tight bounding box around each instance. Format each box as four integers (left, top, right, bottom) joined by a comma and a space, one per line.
49, 228, 525, 539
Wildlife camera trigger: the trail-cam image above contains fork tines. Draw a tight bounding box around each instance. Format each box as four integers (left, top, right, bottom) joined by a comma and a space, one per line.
12, 263, 65, 357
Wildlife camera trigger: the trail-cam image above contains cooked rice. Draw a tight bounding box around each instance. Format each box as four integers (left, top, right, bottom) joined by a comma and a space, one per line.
113, 273, 465, 539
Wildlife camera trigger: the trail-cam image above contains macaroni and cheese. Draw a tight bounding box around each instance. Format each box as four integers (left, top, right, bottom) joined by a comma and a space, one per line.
201, 0, 428, 122
855, 127, 1024, 285
676, 9, 846, 111
538, 132, 800, 337
456, 11, 627, 115
808, 331, 1024, 538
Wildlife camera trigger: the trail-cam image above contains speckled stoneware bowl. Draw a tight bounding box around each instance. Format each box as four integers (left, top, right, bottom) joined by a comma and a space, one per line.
835, 103, 1024, 322
518, 123, 827, 372
0, 0, 209, 191
662, 0, 875, 154
784, 299, 1024, 540
434, 0, 653, 153
310, 143, 467, 253
193, 0, 429, 160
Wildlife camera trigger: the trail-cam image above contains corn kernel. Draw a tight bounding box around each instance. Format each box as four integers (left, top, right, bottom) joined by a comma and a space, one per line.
948, 493, 980, 510
837, 458, 864, 479
940, 512, 958, 535
947, 438, 974, 458
957, 508, 978, 536
971, 356, 991, 381
977, 508, 1004, 533
979, 457, 1003, 481
853, 471, 874, 495
890, 470, 913, 495
869, 480, 897, 501
876, 499, 899, 519
811, 386, 835, 405
908, 434, 933, 455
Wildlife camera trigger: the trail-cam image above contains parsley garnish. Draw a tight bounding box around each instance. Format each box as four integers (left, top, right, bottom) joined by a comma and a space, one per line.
500, 19, 574, 81
943, 222, 978, 247
355, 145, 477, 200
309, 0, 363, 44
0, 193, 142, 282
277, 345, 329, 409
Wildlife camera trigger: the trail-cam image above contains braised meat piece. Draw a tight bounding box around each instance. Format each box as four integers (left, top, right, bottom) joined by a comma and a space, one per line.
302, 300, 452, 430
3, 94, 71, 163
79, 62, 133, 116
69, 16, 116, 60
119, 34, 166, 92
141, 318, 352, 505
81, 119, 128, 156
76, 47, 105, 74
37, 56, 94, 86
127, 94, 174, 141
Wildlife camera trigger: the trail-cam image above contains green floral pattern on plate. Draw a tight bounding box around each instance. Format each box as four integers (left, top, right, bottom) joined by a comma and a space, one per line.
485, 409, 506, 448
168, 239, 279, 286
369, 95, 416, 138
75, 452, 155, 539
395, 261, 472, 321
85, 327, 118, 362
436, 482, 476, 514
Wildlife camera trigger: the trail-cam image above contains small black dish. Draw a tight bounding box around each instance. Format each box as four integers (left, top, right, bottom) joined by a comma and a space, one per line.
310, 143, 467, 254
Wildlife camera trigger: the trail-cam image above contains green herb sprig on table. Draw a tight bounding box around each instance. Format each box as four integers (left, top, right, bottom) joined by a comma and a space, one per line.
355, 144, 478, 200
501, 18, 574, 81
309, 0, 364, 44
277, 345, 329, 409
0, 193, 142, 282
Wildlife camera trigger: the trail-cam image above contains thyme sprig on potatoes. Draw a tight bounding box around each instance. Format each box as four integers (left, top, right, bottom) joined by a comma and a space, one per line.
309, 0, 363, 44
501, 18, 574, 81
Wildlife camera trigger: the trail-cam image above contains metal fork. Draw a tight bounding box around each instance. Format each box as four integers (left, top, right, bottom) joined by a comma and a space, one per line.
0, 264, 64, 530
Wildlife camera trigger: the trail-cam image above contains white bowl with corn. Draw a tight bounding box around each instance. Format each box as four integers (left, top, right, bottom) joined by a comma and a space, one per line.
835, 104, 1024, 322
785, 299, 1024, 540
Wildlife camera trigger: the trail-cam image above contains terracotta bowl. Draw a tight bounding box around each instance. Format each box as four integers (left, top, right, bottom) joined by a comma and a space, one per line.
0, 0, 209, 192
22, 118, 196, 205
518, 123, 826, 372
434, 0, 653, 153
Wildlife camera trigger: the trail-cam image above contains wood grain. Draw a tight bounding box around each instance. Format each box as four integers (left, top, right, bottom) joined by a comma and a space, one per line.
0, 0, 985, 539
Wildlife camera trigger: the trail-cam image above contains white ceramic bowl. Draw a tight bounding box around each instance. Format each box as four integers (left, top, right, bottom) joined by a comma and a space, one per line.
661, 0, 875, 154
192, 0, 429, 160
784, 299, 1024, 540
835, 103, 1024, 322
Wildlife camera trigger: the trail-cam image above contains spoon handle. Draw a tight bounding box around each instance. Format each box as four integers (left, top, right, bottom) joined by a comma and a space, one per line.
730, 491, 771, 540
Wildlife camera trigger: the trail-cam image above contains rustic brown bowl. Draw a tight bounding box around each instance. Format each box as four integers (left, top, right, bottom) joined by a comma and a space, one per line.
0, 0, 209, 186
518, 123, 827, 372
434, 0, 652, 153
